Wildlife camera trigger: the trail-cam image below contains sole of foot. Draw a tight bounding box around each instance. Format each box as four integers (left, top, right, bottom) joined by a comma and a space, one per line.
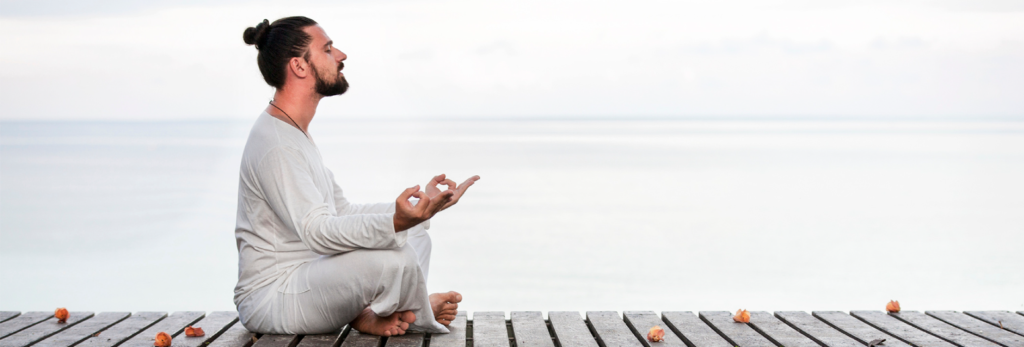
429, 291, 462, 325
352, 307, 416, 336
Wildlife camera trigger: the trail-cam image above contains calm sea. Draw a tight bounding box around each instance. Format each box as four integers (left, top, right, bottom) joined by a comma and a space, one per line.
1, 119, 1022, 313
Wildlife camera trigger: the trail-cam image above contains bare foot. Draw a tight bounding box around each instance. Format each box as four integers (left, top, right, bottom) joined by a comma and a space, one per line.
351, 307, 413, 336
429, 291, 462, 325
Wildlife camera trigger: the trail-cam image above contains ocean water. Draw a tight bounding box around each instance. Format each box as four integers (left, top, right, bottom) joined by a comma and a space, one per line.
1, 119, 1022, 314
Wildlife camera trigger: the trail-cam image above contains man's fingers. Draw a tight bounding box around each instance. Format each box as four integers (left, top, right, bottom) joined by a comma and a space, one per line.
397, 185, 420, 202
441, 179, 457, 190
456, 175, 480, 195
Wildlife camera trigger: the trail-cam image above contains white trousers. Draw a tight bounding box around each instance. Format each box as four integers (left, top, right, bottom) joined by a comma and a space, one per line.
238, 227, 445, 334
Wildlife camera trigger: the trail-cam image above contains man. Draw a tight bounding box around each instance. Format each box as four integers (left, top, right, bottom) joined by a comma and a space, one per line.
235, 16, 479, 336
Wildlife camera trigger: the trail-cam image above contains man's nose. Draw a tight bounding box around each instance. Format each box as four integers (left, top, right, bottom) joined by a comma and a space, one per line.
337, 50, 347, 62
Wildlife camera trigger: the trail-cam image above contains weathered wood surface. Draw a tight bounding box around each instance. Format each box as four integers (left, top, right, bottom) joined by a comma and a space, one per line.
510, 312, 553, 347
294, 328, 345, 347
206, 321, 256, 347
746, 311, 818, 347
0, 314, 19, 325
813, 311, 911, 347
586, 312, 643, 347
429, 312, 466, 347
889, 311, 1003, 347
172, 311, 240, 347
851, 311, 958, 347
252, 335, 299, 347
384, 332, 424, 347
660, 312, 730, 347
774, 311, 863, 347
119, 311, 205, 347
3, 309, 1024, 347
698, 311, 773, 347
0, 312, 53, 339
927, 311, 1024, 347
621, 311, 684, 347
548, 312, 598, 347
472, 312, 509, 347
77, 312, 167, 347
966, 311, 1024, 337
0, 311, 93, 347
33, 311, 131, 347
338, 330, 378, 347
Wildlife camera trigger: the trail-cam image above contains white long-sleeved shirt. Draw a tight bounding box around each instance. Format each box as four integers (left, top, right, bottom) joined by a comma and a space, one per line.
233, 111, 426, 306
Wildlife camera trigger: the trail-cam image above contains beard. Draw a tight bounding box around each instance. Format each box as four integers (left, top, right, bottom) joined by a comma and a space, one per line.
312, 61, 349, 97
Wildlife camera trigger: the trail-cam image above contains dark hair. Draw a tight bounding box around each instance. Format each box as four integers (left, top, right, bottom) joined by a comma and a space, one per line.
242, 16, 319, 88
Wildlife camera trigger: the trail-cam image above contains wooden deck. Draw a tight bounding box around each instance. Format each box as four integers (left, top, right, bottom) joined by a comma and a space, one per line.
1, 310, 1022, 347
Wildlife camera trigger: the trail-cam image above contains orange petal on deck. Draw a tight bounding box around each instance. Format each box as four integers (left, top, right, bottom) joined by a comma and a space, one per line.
154, 332, 172, 347
733, 309, 750, 323
886, 300, 901, 313
54, 308, 69, 324
647, 325, 665, 342
185, 326, 205, 337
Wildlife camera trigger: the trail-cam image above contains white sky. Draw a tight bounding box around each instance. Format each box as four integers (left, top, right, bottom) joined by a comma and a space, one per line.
1, 0, 1023, 120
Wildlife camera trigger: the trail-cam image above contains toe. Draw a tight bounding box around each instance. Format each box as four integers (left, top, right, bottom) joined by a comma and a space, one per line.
401, 311, 417, 323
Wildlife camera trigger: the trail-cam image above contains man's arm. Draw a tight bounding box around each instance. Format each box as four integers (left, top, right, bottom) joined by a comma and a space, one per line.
257, 147, 406, 255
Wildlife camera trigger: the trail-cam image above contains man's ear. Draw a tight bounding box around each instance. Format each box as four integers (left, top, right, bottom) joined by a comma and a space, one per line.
288, 56, 309, 79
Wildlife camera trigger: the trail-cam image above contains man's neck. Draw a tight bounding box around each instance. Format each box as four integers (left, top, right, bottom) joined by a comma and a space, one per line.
267, 88, 321, 133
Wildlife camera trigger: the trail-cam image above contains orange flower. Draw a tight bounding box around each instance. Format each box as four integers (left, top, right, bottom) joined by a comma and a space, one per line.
185, 326, 205, 337
647, 325, 665, 342
733, 309, 750, 323
154, 332, 172, 347
886, 300, 900, 313
54, 308, 69, 324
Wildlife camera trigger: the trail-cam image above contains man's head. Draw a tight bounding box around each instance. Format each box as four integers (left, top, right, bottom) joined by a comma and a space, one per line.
243, 17, 348, 97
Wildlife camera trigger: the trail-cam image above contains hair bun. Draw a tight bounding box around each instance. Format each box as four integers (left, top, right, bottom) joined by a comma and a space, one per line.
243, 19, 271, 49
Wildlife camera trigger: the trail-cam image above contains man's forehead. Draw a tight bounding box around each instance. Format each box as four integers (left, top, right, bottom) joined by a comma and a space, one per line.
303, 25, 331, 45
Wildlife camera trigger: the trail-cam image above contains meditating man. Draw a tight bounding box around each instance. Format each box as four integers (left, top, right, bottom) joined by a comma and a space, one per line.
234, 16, 478, 336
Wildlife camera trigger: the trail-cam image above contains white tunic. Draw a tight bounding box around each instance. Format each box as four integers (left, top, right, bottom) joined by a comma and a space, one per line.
233, 111, 441, 334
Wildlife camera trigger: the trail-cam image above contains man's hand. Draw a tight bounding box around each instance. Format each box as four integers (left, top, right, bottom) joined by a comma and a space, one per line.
393, 185, 453, 232
425, 174, 480, 212
393, 174, 481, 232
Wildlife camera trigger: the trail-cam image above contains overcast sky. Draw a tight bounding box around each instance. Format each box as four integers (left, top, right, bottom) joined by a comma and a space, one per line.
1, 0, 1022, 120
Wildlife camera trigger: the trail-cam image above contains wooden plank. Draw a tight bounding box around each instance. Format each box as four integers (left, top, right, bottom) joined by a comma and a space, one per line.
117, 311, 205, 347
293, 327, 345, 347
384, 332, 424, 347
621, 311, 684, 347
745, 311, 817, 347
660, 312, 731, 347
473, 312, 509, 347
0, 314, 19, 325
206, 321, 255, 347
548, 312, 598, 347
32, 312, 130, 347
813, 311, 911, 347
510, 312, 553, 347
338, 330, 379, 347
0, 311, 93, 347
172, 311, 240, 347
0, 312, 54, 339
696, 311, 772, 347
429, 312, 466, 347
773, 311, 863, 347
586, 312, 642, 347
889, 311, 1003, 347
965, 312, 1024, 337
927, 311, 1024, 347
76, 312, 167, 347
252, 335, 299, 347
850, 311, 957, 347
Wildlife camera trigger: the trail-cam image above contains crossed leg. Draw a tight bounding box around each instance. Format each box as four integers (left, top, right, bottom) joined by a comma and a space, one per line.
406, 226, 463, 326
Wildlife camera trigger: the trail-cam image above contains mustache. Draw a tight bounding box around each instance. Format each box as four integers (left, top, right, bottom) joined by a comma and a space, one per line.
338, 61, 344, 71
